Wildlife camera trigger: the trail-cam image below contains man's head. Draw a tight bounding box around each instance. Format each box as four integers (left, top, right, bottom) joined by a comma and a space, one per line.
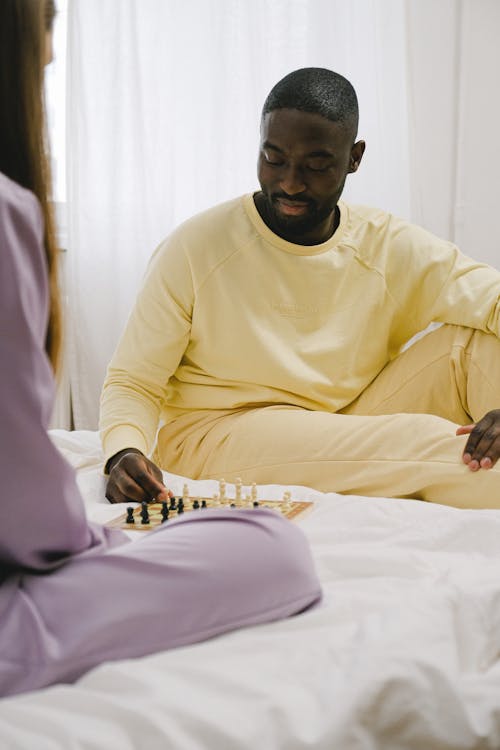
256, 68, 365, 245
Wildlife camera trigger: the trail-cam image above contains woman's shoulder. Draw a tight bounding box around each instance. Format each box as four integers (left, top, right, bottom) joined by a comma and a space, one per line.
0, 172, 45, 288
0, 171, 41, 227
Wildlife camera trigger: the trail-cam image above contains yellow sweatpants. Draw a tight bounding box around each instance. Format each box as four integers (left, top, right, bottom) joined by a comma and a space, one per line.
158, 325, 500, 508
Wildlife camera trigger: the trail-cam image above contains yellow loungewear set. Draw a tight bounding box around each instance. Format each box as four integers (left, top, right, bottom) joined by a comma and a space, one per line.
100, 194, 500, 508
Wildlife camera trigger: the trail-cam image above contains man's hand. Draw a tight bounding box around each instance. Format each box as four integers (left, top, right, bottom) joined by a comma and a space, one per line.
456, 409, 500, 471
105, 448, 170, 504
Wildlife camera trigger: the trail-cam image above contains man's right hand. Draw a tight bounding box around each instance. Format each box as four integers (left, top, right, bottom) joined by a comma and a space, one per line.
105, 448, 170, 504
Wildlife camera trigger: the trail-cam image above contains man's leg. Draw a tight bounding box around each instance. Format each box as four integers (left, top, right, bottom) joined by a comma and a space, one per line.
342, 324, 500, 423
0, 510, 321, 697
162, 404, 500, 508
160, 326, 500, 507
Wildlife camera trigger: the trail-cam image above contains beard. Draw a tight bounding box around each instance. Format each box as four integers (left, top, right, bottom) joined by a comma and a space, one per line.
261, 190, 339, 241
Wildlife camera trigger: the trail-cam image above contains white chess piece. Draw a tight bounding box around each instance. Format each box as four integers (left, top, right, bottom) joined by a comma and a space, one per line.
219, 478, 226, 501
235, 477, 243, 502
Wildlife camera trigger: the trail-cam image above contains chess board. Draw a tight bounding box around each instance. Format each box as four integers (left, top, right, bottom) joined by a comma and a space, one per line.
108, 495, 314, 531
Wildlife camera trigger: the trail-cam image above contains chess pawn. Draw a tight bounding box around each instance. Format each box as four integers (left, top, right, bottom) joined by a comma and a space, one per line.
140, 501, 150, 525
251, 483, 258, 502
282, 492, 292, 513
212, 492, 221, 507
182, 483, 190, 500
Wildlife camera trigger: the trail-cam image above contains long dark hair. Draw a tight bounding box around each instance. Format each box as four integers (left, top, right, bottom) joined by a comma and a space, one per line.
0, 0, 61, 371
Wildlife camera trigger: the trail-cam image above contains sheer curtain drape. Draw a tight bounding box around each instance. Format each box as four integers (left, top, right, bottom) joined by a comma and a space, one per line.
64, 0, 500, 429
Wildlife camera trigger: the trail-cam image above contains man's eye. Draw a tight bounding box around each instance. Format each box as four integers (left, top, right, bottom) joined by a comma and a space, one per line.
263, 152, 284, 166
307, 163, 330, 173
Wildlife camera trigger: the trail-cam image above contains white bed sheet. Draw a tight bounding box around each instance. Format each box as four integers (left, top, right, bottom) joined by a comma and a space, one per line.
2, 430, 500, 749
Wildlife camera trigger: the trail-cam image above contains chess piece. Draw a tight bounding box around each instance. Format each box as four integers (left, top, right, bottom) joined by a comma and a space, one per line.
219, 478, 226, 501
182, 483, 189, 500
201, 499, 207, 509
192, 499, 200, 509
140, 501, 150, 525
251, 483, 258, 502
125, 507, 135, 524
161, 501, 169, 523
235, 478, 243, 502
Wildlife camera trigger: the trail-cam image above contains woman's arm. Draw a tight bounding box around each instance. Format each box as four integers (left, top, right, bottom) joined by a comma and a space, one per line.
0, 175, 123, 573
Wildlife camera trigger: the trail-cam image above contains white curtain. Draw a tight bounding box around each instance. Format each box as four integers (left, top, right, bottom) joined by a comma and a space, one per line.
405, 0, 500, 254
64, 0, 500, 429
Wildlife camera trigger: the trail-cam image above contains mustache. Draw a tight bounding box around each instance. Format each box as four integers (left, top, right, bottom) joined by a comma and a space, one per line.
270, 192, 315, 207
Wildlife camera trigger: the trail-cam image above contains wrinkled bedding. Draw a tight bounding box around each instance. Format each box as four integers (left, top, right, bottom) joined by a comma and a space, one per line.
1, 429, 500, 749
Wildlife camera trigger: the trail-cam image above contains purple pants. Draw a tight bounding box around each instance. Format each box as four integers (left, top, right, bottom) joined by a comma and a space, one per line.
1, 509, 321, 697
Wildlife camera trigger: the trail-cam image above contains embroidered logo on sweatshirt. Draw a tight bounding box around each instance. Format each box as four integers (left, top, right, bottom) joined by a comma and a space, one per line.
271, 301, 322, 318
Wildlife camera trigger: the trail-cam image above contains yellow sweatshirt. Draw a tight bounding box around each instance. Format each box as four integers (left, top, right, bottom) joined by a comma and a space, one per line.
100, 193, 500, 464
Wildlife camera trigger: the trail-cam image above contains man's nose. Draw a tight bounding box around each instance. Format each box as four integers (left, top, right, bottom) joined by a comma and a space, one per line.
279, 164, 306, 195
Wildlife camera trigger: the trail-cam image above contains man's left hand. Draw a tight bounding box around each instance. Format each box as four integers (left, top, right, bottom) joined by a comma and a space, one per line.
456, 409, 500, 471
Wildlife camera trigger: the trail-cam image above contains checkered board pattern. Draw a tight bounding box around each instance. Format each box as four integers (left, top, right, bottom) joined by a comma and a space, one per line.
108, 496, 314, 531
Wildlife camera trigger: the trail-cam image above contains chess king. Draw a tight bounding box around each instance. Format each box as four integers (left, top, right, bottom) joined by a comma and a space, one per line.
102, 67, 500, 510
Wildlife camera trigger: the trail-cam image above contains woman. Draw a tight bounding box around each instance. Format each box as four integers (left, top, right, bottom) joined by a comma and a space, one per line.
0, 0, 321, 697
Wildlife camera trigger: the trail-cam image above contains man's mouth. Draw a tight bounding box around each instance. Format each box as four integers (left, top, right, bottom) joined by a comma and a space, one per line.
274, 197, 311, 216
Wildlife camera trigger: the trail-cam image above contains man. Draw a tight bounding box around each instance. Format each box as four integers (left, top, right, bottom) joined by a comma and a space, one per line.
101, 67, 500, 508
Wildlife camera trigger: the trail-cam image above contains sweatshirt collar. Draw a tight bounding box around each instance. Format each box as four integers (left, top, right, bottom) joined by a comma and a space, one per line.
243, 192, 348, 256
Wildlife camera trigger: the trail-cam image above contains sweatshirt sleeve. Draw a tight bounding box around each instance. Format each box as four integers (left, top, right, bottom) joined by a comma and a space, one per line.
100, 232, 194, 464
0, 178, 125, 573
384, 219, 500, 340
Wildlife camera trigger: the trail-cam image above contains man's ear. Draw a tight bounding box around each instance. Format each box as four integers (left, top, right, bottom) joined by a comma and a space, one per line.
349, 140, 366, 173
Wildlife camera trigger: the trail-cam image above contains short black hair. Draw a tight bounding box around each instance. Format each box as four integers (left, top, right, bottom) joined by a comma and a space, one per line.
262, 67, 359, 135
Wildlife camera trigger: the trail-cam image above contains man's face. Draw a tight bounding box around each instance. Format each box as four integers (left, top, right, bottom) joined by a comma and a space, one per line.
257, 108, 364, 244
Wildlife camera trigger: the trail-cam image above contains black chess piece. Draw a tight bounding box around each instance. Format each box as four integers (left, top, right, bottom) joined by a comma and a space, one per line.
140, 501, 150, 524
192, 499, 199, 509
161, 501, 169, 523
125, 507, 135, 524
201, 499, 207, 509
169, 496, 177, 510
253, 501, 259, 507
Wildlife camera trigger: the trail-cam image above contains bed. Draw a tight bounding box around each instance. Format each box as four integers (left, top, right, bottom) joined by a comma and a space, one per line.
1, 429, 500, 749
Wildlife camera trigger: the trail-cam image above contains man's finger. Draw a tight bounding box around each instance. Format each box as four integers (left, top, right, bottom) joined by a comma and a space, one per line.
133, 467, 169, 501
105, 481, 133, 505
113, 468, 155, 503
464, 419, 500, 471
468, 431, 500, 468
457, 424, 478, 465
